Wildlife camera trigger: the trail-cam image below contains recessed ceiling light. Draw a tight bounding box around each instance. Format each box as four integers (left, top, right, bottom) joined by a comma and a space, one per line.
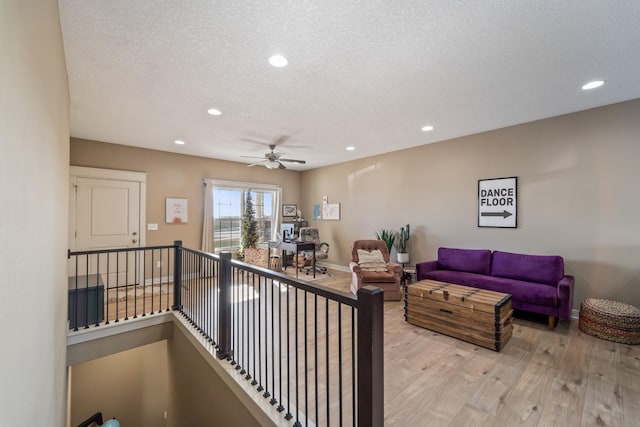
582, 80, 605, 90
174, 140, 186, 145
346, 146, 355, 151
207, 108, 222, 116
421, 125, 434, 132
269, 55, 288, 67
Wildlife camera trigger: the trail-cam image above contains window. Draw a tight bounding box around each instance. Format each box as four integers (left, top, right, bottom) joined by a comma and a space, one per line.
203, 180, 281, 253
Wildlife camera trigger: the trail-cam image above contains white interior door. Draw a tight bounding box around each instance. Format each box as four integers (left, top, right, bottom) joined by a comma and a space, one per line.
69, 167, 146, 288
74, 177, 140, 250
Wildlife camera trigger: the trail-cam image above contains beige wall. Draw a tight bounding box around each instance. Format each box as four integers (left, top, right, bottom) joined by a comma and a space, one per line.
70, 341, 169, 426
166, 325, 260, 427
301, 99, 640, 310
71, 100, 640, 311
70, 139, 302, 249
0, 0, 70, 424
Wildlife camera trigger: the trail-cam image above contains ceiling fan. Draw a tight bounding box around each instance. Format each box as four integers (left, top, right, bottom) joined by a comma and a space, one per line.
241, 144, 306, 170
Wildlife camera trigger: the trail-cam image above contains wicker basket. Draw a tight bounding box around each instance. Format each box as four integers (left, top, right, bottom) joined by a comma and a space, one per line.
578, 298, 640, 344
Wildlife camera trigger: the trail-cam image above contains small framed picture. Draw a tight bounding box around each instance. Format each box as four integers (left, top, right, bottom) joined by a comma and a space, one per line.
166, 198, 188, 224
282, 204, 297, 217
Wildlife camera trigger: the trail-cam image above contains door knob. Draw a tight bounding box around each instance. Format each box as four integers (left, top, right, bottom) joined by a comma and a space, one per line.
132, 232, 138, 236
132, 239, 137, 244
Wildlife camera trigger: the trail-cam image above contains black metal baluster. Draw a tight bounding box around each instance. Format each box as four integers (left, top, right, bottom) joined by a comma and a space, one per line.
160, 248, 164, 313
251, 273, 257, 385
133, 249, 138, 318
150, 250, 155, 315
232, 267, 239, 368
294, 286, 301, 427
206, 257, 211, 341
73, 255, 79, 331
105, 254, 110, 325
84, 254, 89, 329
124, 250, 129, 321
304, 289, 308, 427
315, 294, 319, 425
277, 279, 284, 413
258, 276, 264, 392
115, 252, 120, 323
352, 307, 356, 425
261, 277, 269, 397
338, 303, 343, 426
95, 254, 101, 327
285, 282, 292, 421
269, 277, 276, 404
243, 271, 249, 376
326, 299, 330, 424
239, 270, 246, 375
141, 249, 147, 317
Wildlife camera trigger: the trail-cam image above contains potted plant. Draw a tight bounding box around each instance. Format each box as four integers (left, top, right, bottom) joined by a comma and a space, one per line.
375, 229, 395, 254
239, 190, 265, 265
396, 224, 410, 264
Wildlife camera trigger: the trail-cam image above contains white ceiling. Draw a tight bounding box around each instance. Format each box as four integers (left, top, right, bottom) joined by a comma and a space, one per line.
59, 1, 640, 171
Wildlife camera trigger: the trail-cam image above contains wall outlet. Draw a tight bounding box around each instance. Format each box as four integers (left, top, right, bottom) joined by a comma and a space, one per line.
164, 411, 167, 420
157, 261, 161, 268
147, 223, 158, 231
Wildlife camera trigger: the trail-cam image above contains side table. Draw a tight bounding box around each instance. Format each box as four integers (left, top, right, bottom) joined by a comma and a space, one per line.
402, 266, 416, 286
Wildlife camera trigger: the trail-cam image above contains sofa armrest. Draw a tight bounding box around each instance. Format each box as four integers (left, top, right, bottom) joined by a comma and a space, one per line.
557, 275, 574, 320
387, 261, 402, 274
349, 262, 361, 273
416, 260, 437, 280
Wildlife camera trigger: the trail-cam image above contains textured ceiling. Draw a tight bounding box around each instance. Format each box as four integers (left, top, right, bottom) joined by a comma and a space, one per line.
59, 1, 640, 171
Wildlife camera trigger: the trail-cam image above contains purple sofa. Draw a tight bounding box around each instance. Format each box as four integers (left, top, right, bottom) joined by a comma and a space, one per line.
416, 247, 574, 329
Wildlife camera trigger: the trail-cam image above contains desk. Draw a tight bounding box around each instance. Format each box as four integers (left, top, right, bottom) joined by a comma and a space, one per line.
268, 240, 315, 278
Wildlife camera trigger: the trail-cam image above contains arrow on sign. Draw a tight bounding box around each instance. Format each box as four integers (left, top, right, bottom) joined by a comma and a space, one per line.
481, 210, 513, 219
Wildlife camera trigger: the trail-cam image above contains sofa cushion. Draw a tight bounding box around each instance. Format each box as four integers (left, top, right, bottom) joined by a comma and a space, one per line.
437, 247, 491, 275
491, 251, 564, 286
421, 270, 558, 307
361, 271, 398, 283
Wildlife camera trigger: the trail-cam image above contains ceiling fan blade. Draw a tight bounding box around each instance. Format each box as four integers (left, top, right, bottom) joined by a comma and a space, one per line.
279, 158, 306, 164
240, 155, 267, 159
246, 160, 266, 167
273, 135, 290, 146
278, 162, 287, 169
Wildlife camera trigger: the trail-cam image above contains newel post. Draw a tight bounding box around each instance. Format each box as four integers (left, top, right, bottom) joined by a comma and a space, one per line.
217, 251, 233, 360
172, 240, 183, 310
357, 286, 384, 427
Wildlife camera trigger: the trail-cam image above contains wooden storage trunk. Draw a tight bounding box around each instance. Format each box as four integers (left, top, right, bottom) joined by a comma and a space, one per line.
405, 279, 513, 351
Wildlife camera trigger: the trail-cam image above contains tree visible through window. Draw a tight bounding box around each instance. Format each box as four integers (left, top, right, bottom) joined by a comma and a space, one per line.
213, 187, 274, 252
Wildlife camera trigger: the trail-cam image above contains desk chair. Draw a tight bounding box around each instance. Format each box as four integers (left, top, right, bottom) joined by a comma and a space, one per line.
298, 227, 330, 275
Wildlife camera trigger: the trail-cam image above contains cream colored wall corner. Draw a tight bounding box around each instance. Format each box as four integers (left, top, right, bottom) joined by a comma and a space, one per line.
301, 99, 640, 310
0, 0, 70, 424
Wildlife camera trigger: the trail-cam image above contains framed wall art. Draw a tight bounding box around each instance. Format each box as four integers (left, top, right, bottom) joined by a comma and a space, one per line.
322, 203, 340, 220
166, 198, 188, 224
478, 177, 517, 228
282, 204, 297, 217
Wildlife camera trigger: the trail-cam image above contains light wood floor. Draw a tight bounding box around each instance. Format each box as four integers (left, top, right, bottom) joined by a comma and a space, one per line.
284, 267, 640, 427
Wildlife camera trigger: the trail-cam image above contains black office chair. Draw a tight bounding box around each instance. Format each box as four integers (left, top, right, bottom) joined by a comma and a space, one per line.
298, 227, 330, 275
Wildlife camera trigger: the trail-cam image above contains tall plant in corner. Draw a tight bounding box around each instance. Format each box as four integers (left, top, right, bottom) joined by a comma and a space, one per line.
375, 229, 395, 254
239, 189, 259, 260
396, 224, 410, 264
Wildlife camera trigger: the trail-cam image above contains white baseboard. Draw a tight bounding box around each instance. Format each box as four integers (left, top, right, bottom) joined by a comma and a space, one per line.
319, 262, 350, 273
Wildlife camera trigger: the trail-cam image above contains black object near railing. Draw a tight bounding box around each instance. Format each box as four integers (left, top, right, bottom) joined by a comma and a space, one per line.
68, 241, 384, 426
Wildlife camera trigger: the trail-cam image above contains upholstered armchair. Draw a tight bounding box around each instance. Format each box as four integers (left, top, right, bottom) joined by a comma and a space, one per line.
349, 240, 402, 301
